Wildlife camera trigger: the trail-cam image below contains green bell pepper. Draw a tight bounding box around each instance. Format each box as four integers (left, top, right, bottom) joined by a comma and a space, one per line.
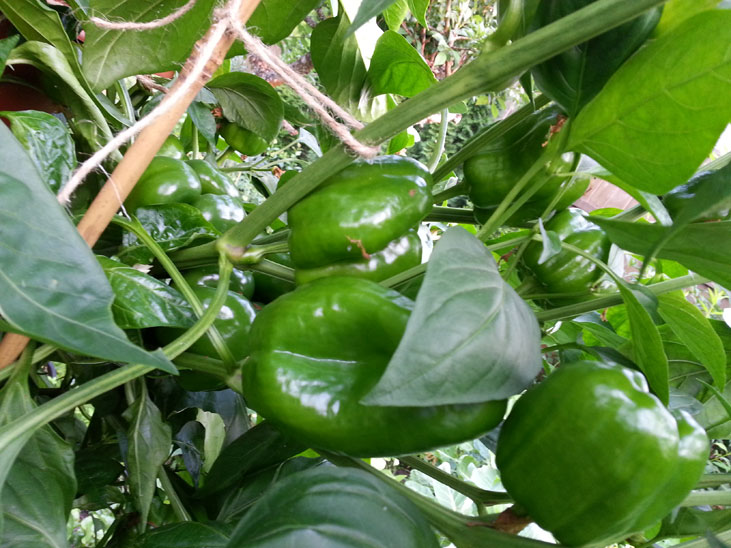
529, 0, 662, 114
244, 276, 506, 457
125, 156, 201, 213
220, 122, 269, 156
662, 164, 731, 222
521, 208, 610, 299
193, 194, 246, 233
496, 360, 708, 547
158, 135, 186, 160
182, 265, 255, 300
252, 252, 296, 303
287, 156, 432, 283
186, 159, 239, 197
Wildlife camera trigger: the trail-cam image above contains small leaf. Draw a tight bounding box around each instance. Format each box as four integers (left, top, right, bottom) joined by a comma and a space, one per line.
657, 507, 731, 542
568, 11, 731, 194
187, 101, 217, 147
248, 0, 320, 44
347, 0, 400, 34
0, 110, 75, 194
367, 30, 436, 97
123, 383, 172, 528
225, 466, 440, 548
658, 293, 726, 387
618, 282, 670, 404
364, 227, 542, 406
406, 0, 429, 28
0, 125, 175, 372
383, 0, 409, 31
207, 73, 284, 142
98, 256, 196, 329
0, 35, 19, 74
174, 421, 205, 488
140, 522, 231, 548
536, 220, 561, 265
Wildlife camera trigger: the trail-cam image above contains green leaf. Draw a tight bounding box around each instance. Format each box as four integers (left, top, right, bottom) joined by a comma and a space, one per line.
0, 35, 19, 73
310, 15, 367, 111
123, 383, 172, 529
347, 0, 400, 34
0, 125, 175, 372
98, 256, 195, 329
0, 374, 76, 547
187, 101, 217, 147
618, 282, 670, 404
591, 218, 731, 290
658, 292, 726, 387
657, 508, 731, 542
207, 73, 284, 142
367, 30, 436, 97
387, 129, 415, 154
536, 221, 561, 265
141, 522, 231, 548
406, 0, 429, 28
363, 227, 542, 406
225, 466, 440, 548
248, 0, 320, 44
654, 0, 722, 35
665, 163, 731, 225
81, 0, 217, 91
383, 0, 409, 30
117, 204, 220, 265
0, 110, 75, 194
568, 11, 731, 194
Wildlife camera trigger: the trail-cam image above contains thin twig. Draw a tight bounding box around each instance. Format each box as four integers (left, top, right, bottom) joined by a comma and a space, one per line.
90, 0, 197, 31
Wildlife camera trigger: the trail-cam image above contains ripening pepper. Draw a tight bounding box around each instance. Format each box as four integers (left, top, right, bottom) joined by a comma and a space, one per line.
125, 156, 201, 213
220, 122, 269, 156
464, 106, 588, 226
496, 360, 708, 547
186, 159, 239, 197
521, 208, 610, 298
287, 156, 431, 284
243, 277, 507, 456
529, 0, 662, 114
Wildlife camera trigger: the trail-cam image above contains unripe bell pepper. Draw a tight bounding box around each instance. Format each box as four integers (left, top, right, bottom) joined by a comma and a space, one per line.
521, 208, 610, 298
182, 265, 255, 300
192, 194, 246, 233
158, 135, 186, 160
287, 156, 432, 283
125, 156, 201, 213
220, 122, 269, 156
186, 159, 239, 197
496, 361, 708, 547
244, 277, 506, 457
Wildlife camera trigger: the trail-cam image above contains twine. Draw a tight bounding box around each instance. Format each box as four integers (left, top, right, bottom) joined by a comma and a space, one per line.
89, 0, 197, 31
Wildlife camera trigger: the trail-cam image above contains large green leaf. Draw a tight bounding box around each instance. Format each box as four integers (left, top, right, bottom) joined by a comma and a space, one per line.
98, 256, 195, 329
0, 374, 76, 547
225, 466, 440, 548
123, 383, 172, 529
658, 292, 726, 388
363, 227, 542, 406
591, 218, 731, 290
0, 125, 175, 372
248, 0, 320, 44
654, 0, 722, 35
568, 11, 731, 194
140, 522, 231, 548
0, 110, 75, 194
367, 30, 436, 97
81, 0, 217, 91
207, 73, 284, 142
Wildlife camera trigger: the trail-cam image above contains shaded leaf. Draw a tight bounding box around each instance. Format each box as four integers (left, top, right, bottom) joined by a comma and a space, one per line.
187, 101, 217, 147
248, 0, 320, 44
82, 0, 217, 90
364, 227, 542, 406
225, 466, 439, 548
658, 292, 726, 387
406, 0, 429, 28
98, 256, 195, 329
0, 125, 175, 372
174, 421, 205, 487
536, 220, 561, 265
347, 0, 399, 34
0, 35, 20, 74
568, 11, 731, 194
74, 445, 124, 497
367, 30, 436, 97
207, 73, 283, 142
140, 521, 231, 548
0, 110, 75, 194
657, 508, 731, 542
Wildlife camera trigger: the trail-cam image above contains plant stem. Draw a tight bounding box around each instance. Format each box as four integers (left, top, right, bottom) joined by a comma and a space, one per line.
428, 109, 450, 173
248, 258, 296, 282
159, 467, 192, 522
426, 206, 478, 224
114, 80, 136, 125
680, 490, 731, 507
696, 474, 731, 489
433, 183, 468, 203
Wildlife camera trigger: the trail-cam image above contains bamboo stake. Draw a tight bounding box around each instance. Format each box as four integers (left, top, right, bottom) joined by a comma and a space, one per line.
0, 0, 262, 368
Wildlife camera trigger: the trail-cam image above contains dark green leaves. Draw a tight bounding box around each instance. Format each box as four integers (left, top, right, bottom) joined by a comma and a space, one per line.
0, 110, 75, 194
568, 11, 731, 194
367, 31, 436, 97
207, 73, 284, 142
364, 227, 541, 406
0, 35, 19, 73
248, 0, 320, 44
98, 256, 195, 329
347, 0, 400, 34
0, 125, 175, 372
225, 466, 440, 548
141, 522, 231, 548
81, 0, 218, 90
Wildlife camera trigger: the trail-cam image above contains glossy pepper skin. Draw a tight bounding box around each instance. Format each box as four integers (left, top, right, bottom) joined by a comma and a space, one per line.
496, 361, 708, 547
193, 194, 246, 233
663, 164, 731, 222
158, 135, 186, 160
125, 156, 201, 213
521, 208, 610, 298
186, 159, 239, 197
221, 122, 269, 156
288, 156, 431, 281
252, 252, 296, 303
244, 277, 507, 457
464, 106, 588, 225
182, 265, 255, 300
156, 285, 256, 360
530, 0, 662, 114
